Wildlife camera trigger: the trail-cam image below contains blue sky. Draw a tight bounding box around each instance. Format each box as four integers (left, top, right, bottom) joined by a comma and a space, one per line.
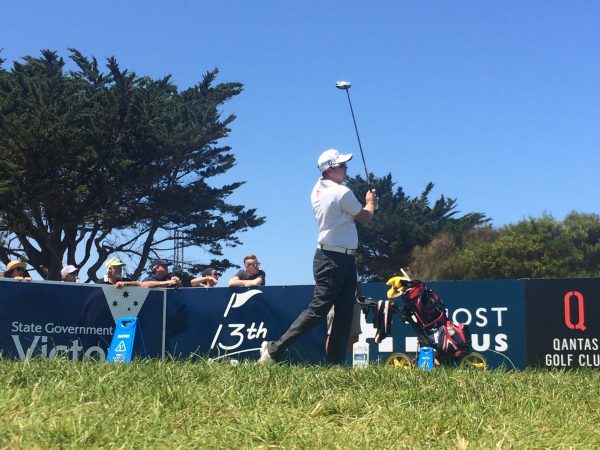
2, 1, 600, 285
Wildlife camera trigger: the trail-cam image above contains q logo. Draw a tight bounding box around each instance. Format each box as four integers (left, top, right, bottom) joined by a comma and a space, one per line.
564, 291, 586, 331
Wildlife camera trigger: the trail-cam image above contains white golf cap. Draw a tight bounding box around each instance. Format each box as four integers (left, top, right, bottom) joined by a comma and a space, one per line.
317, 149, 353, 173
61, 265, 78, 278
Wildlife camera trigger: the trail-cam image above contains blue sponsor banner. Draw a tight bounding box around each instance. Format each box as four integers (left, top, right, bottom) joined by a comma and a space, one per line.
360, 280, 527, 369
166, 286, 327, 363
0, 279, 164, 360
0, 277, 561, 370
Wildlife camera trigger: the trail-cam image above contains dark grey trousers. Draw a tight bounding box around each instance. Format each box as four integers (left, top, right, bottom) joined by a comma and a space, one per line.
267, 248, 357, 365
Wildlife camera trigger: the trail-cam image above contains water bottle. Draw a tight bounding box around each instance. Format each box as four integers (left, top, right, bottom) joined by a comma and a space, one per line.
352, 342, 369, 369
417, 346, 434, 371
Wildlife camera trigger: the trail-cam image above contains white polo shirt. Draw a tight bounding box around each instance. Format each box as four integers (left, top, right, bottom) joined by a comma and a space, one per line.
311, 178, 363, 249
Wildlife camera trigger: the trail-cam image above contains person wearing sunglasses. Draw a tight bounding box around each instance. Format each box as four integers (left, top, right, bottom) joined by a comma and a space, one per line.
97, 257, 140, 288
61, 265, 80, 283
259, 149, 376, 366
191, 267, 220, 287
228, 255, 266, 287
141, 259, 182, 288
3, 260, 32, 281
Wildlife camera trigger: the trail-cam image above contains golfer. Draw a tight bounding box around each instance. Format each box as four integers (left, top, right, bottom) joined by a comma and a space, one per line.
260, 149, 377, 365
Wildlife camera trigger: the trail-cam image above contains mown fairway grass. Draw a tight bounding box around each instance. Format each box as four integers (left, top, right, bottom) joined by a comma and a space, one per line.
1, 359, 599, 449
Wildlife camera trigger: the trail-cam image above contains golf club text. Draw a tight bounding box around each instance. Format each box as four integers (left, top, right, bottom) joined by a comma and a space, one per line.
544, 353, 600, 368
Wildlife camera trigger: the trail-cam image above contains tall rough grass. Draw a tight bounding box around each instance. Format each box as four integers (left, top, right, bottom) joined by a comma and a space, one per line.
1, 359, 598, 449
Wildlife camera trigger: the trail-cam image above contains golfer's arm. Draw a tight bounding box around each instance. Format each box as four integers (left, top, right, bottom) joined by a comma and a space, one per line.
354, 202, 375, 225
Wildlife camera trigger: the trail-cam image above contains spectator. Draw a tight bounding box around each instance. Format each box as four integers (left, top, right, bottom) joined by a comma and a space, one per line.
4, 260, 32, 281
191, 267, 220, 287
61, 265, 79, 282
141, 259, 182, 288
228, 255, 265, 287
97, 258, 140, 288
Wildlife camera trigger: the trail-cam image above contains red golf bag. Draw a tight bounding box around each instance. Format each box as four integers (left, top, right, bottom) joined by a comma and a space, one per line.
399, 280, 471, 362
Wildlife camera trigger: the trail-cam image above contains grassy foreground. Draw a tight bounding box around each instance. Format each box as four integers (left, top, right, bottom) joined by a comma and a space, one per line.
1, 359, 599, 449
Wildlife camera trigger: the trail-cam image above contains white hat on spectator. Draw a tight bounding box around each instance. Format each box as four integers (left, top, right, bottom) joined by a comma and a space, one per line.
61, 265, 79, 279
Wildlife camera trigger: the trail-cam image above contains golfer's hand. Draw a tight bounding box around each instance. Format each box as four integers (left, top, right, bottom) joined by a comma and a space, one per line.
365, 189, 377, 208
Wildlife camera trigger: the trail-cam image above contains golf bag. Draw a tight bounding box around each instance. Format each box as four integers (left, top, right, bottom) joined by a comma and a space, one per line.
398, 280, 471, 362
399, 281, 447, 329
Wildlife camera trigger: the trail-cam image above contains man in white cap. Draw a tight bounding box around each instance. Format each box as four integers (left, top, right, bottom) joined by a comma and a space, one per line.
61, 265, 79, 282
260, 149, 377, 365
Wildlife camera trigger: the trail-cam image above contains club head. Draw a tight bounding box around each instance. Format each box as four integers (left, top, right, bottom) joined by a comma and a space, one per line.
336, 80, 351, 90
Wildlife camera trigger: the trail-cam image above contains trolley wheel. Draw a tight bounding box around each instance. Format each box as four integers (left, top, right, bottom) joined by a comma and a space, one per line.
460, 352, 488, 370
384, 353, 414, 369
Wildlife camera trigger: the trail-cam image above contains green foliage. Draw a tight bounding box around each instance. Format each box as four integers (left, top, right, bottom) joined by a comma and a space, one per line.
346, 174, 487, 281
0, 49, 264, 281
410, 227, 499, 280
1, 359, 599, 448
413, 212, 600, 280
457, 212, 600, 279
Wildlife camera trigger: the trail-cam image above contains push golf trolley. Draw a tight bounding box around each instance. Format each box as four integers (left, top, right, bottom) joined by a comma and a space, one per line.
357, 273, 487, 370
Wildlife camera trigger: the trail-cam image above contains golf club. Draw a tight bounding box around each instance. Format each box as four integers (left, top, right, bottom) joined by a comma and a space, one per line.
336, 80, 371, 187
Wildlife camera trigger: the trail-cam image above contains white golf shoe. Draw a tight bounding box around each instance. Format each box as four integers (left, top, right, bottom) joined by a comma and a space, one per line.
258, 341, 274, 364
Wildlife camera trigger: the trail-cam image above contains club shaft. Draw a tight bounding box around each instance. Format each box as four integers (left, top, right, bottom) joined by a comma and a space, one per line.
344, 90, 370, 186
